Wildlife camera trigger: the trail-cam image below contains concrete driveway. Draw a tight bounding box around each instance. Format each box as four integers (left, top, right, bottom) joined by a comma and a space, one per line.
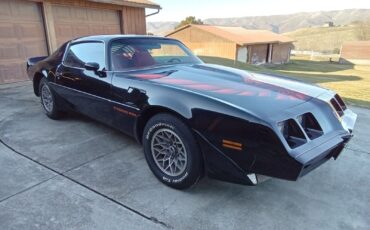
0, 81, 369, 230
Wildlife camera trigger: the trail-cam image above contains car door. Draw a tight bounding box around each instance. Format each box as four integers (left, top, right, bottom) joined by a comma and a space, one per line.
55, 41, 114, 125
109, 39, 151, 136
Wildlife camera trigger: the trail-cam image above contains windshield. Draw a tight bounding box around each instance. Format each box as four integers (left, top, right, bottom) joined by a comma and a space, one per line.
110, 38, 202, 71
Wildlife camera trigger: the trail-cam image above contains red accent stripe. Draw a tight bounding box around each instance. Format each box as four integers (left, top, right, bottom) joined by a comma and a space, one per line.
133, 74, 166, 79
186, 84, 219, 90
113, 106, 138, 117
156, 78, 196, 85
239, 91, 254, 96
258, 90, 270, 97
213, 88, 240, 94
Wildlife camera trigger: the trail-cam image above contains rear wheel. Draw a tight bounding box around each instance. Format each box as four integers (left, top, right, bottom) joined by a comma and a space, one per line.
39, 78, 62, 119
142, 113, 203, 189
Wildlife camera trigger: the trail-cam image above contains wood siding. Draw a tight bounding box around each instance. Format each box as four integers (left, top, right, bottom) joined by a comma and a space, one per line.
167, 26, 237, 60
122, 7, 146, 34
0, 0, 48, 83
0, 0, 149, 84
340, 41, 370, 62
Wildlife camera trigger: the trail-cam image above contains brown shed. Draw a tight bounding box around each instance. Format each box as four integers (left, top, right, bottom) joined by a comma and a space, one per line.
340, 41, 370, 65
0, 0, 160, 84
166, 24, 294, 65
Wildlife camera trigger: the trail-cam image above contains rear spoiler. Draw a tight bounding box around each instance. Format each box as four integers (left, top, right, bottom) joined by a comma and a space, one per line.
27, 56, 48, 70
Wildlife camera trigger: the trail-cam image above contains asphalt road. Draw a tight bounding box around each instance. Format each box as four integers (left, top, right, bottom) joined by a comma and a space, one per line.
0, 81, 369, 230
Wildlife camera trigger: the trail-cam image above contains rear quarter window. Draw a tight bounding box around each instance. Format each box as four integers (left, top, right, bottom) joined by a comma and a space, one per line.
64, 42, 105, 69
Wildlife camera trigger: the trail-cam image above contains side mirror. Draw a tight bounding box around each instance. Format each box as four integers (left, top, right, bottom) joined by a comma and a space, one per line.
84, 62, 100, 71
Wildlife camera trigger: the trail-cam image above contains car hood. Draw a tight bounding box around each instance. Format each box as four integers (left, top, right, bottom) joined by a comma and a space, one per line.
126, 63, 330, 117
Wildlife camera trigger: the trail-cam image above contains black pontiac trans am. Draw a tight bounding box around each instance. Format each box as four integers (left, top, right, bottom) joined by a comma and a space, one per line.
27, 35, 357, 189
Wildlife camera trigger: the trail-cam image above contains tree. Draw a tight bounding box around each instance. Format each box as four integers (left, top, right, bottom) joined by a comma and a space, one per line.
175, 16, 203, 29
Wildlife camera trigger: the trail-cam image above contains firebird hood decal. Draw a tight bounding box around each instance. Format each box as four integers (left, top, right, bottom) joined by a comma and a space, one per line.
122, 64, 330, 117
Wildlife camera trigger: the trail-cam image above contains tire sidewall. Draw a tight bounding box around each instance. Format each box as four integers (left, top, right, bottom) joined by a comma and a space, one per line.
39, 78, 58, 118
143, 114, 201, 189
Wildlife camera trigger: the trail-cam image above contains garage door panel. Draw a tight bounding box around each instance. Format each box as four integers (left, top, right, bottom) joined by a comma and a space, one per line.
105, 12, 121, 22
0, 63, 24, 84
0, 1, 43, 22
72, 26, 91, 37
107, 27, 119, 34
24, 42, 47, 58
1, 0, 122, 84
52, 4, 121, 46
0, 0, 48, 84
55, 24, 72, 38
0, 23, 17, 39
91, 25, 111, 35
14, 2, 43, 20
53, 5, 72, 20
0, 44, 21, 60
55, 25, 74, 47
0, 1, 12, 20
87, 9, 103, 21
19, 23, 46, 39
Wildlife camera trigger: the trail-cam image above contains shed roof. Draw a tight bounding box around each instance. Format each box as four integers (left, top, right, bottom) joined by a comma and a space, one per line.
340, 41, 370, 60
88, 0, 160, 9
167, 24, 294, 45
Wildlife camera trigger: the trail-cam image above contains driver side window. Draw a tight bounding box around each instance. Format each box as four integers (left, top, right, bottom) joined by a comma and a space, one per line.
64, 42, 105, 70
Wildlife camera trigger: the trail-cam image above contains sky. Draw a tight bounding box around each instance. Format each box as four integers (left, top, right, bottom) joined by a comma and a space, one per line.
146, 0, 370, 22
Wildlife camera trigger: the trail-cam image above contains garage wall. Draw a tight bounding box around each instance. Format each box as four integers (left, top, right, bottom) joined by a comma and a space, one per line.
167, 26, 237, 60
43, 1, 147, 51
0, 0, 48, 83
41, 0, 147, 36
0, 0, 150, 84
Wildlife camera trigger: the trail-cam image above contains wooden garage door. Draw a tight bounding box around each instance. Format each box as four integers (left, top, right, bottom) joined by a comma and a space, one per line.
0, 0, 48, 84
52, 5, 121, 46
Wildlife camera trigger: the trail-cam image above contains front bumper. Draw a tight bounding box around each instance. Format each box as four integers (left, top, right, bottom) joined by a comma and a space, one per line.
295, 133, 351, 178
295, 107, 356, 179
194, 105, 357, 186
250, 106, 357, 184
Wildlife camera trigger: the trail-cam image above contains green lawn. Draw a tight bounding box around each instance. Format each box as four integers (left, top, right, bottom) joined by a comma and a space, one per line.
199, 55, 370, 108
283, 25, 370, 52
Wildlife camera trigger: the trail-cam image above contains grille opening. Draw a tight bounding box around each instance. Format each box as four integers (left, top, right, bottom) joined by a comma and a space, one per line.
298, 113, 323, 140
330, 98, 344, 117
281, 119, 307, 149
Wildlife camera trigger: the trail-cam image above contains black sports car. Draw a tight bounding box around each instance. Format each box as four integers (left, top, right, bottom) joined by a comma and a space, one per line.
27, 35, 357, 189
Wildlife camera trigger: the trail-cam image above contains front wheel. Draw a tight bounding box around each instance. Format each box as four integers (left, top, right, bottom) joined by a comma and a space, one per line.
142, 113, 203, 189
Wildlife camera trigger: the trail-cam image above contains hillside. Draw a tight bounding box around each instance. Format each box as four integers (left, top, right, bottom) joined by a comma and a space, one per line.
147, 21, 178, 35
147, 9, 370, 35
284, 24, 370, 52
204, 9, 370, 33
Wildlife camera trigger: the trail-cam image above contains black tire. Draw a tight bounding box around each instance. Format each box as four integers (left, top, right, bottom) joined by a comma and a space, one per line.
39, 78, 62, 119
143, 113, 203, 189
